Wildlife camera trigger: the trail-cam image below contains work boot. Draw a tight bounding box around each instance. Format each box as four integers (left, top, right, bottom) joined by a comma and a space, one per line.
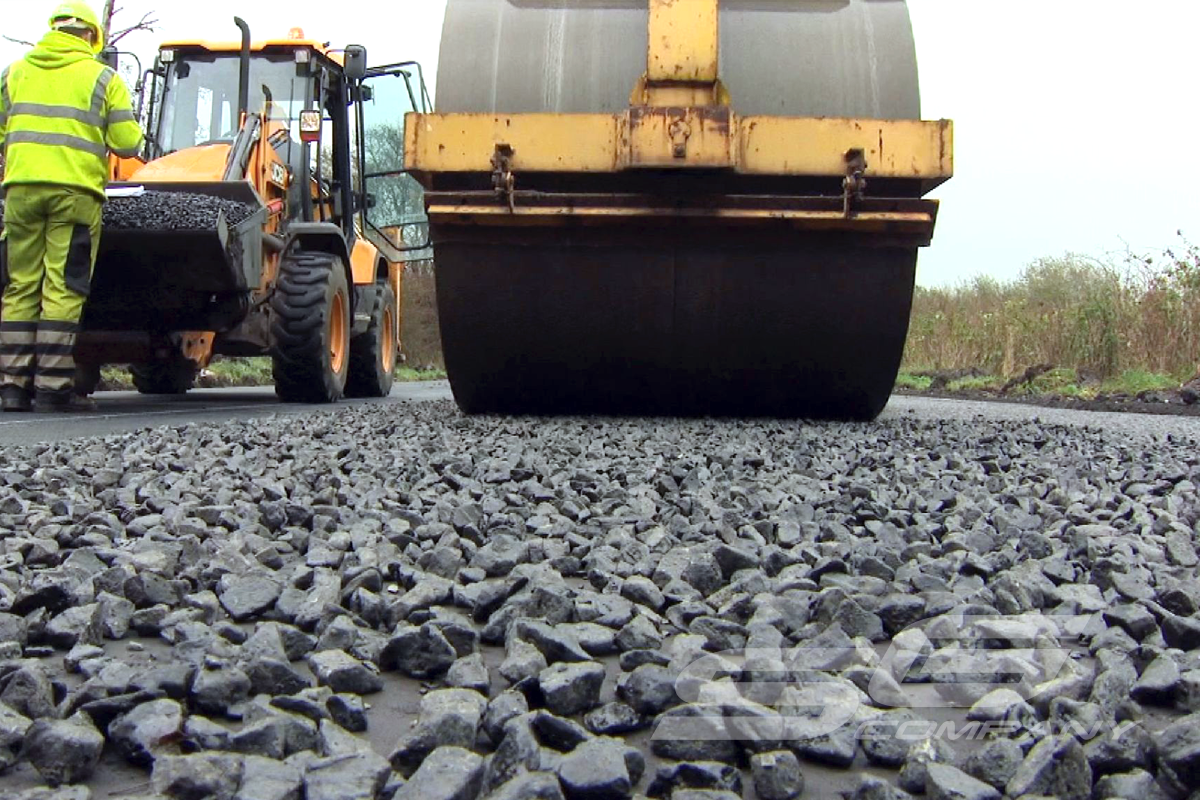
33, 389, 98, 414
1, 386, 32, 413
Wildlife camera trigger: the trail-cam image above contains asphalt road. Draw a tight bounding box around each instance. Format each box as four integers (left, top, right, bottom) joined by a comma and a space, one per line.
0, 381, 455, 447
3, 382, 1200, 447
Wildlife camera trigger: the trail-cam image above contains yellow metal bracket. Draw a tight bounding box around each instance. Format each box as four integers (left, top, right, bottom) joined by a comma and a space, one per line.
491, 143, 516, 211
627, 107, 734, 168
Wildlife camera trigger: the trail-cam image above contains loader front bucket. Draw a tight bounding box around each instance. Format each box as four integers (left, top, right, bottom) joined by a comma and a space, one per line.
84, 181, 267, 333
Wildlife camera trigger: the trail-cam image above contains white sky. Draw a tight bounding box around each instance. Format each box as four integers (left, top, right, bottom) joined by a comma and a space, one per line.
2, 0, 1197, 289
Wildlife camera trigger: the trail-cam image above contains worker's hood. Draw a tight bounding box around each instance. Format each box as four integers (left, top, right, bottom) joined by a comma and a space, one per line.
24, 31, 102, 70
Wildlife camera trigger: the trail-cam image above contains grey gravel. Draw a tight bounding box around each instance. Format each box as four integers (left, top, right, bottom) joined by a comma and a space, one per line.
389, 688, 487, 774
964, 738, 1024, 790
646, 761, 743, 798
1006, 735, 1092, 800
584, 702, 644, 736
395, 745, 484, 800
236, 755, 304, 800
152, 753, 245, 800
1181, 669, 1200, 711
751, 750, 804, 800
380, 623, 458, 678
108, 698, 184, 766
557, 737, 634, 800
302, 751, 391, 800
616, 665, 678, 716
24, 716, 105, 786
218, 573, 282, 622
191, 665, 252, 717
446, 652, 491, 694
850, 778, 917, 800
1094, 769, 1173, 800
1131, 653, 1181, 705
4, 192, 259, 232
897, 737, 956, 794
486, 771, 566, 800
2, 664, 57, 720
0, 395, 1198, 800
5, 788, 93, 800
307, 650, 383, 695
327, 694, 368, 733
539, 661, 606, 717
1155, 711, 1200, 797
925, 763, 1001, 800
483, 690, 530, 745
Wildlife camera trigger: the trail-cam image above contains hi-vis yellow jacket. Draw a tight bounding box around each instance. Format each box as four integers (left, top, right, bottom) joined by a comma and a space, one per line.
0, 30, 144, 200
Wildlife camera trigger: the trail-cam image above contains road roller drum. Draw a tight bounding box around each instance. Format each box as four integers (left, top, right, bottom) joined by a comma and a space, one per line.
437, 0, 921, 119
411, 0, 953, 419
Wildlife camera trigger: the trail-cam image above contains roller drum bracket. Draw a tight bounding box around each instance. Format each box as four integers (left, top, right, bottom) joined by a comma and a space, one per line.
669, 119, 692, 159
491, 143, 516, 212
843, 148, 868, 217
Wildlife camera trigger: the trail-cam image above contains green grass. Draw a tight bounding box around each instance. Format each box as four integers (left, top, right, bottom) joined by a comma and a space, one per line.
396, 366, 448, 382
894, 373, 933, 391
99, 366, 133, 391
208, 357, 273, 385
1021, 367, 1080, 397
895, 367, 1183, 400
946, 375, 1004, 393
1099, 370, 1178, 396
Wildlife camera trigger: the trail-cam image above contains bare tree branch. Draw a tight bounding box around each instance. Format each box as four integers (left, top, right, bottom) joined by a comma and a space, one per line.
102, 0, 116, 40
109, 11, 157, 47
2, 35, 35, 48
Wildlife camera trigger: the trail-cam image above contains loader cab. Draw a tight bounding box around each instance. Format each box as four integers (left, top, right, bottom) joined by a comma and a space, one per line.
139, 36, 431, 257
354, 59, 434, 261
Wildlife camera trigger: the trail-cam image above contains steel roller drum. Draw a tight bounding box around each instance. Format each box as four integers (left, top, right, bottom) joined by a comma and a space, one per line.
436, 0, 922, 118
432, 0, 925, 419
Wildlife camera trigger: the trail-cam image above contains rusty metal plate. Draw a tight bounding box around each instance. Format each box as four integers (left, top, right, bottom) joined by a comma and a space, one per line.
434, 220, 917, 420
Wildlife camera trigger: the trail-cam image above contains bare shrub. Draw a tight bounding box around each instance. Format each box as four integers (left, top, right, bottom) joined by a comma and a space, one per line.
401, 261, 444, 370
904, 236, 1200, 380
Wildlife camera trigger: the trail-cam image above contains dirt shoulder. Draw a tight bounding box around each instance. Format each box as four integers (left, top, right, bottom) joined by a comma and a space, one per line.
897, 365, 1200, 417
894, 387, 1200, 417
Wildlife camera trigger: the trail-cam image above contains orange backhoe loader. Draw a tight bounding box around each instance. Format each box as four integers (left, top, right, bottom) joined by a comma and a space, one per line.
80, 19, 432, 401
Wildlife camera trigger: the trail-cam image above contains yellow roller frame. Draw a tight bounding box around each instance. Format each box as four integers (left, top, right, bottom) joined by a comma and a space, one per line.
407, 114, 951, 188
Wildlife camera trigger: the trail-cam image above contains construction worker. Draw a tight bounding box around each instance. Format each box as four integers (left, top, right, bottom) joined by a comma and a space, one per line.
0, 1, 143, 412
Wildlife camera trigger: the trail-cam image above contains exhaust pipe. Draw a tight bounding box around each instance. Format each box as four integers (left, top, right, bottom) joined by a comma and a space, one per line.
234, 17, 251, 123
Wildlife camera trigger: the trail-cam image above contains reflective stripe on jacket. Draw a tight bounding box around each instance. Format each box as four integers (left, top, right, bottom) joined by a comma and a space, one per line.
0, 31, 144, 199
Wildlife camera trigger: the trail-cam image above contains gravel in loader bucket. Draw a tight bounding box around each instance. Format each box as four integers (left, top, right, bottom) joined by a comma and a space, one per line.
100, 191, 259, 231
0, 191, 259, 232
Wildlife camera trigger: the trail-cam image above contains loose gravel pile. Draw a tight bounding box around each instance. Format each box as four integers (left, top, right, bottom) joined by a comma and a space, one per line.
0, 401, 1198, 800
0, 192, 259, 232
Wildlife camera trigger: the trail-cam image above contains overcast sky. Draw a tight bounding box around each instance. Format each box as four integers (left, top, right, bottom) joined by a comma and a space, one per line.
1, 0, 1196, 289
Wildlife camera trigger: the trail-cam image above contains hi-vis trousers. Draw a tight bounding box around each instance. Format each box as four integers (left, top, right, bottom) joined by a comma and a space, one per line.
0, 184, 101, 396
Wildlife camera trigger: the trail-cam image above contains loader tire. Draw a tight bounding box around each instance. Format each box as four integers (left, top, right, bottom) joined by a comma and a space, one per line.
271, 250, 350, 403
74, 364, 102, 397
130, 357, 198, 395
346, 283, 397, 398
